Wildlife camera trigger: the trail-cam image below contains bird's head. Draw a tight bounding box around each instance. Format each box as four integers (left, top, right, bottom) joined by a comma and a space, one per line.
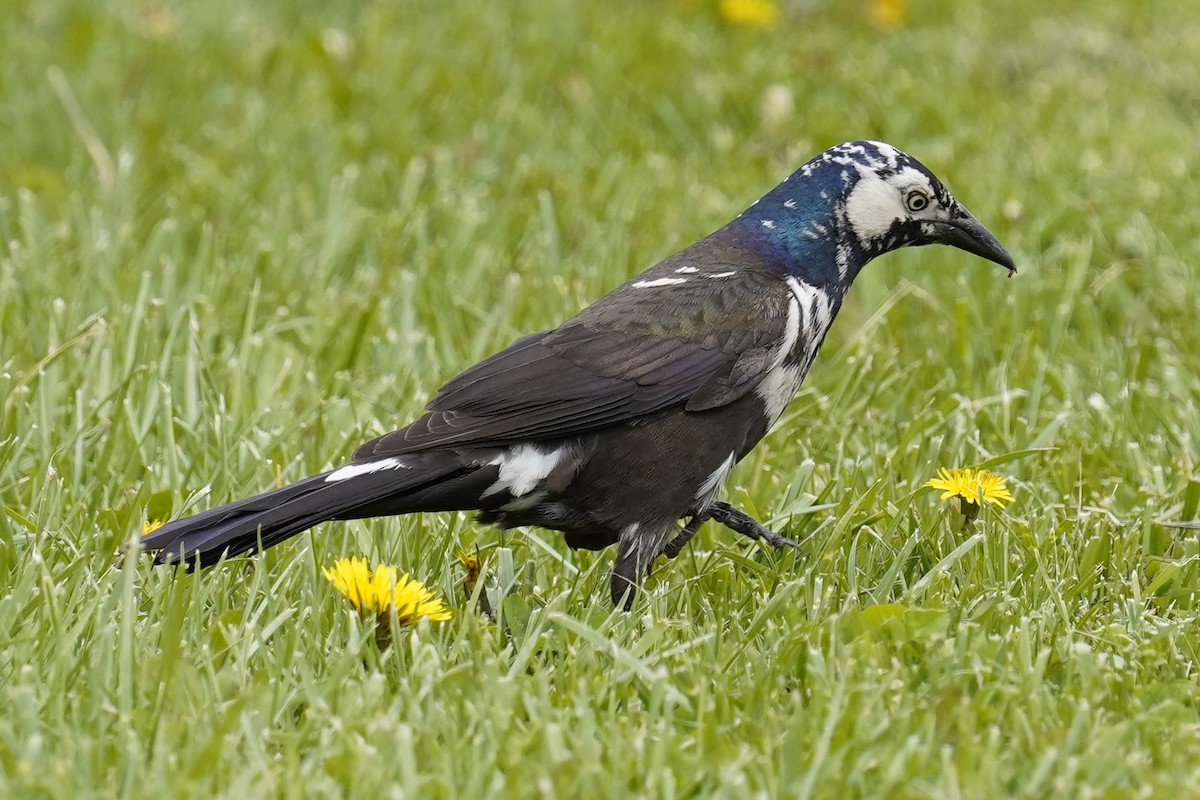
739, 141, 1015, 283
832, 141, 1015, 274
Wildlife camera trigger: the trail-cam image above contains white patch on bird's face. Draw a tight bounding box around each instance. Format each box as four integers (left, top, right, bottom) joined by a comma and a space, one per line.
483, 444, 567, 498
843, 165, 939, 246
325, 458, 409, 482
843, 170, 904, 241
695, 452, 736, 503
633, 277, 688, 288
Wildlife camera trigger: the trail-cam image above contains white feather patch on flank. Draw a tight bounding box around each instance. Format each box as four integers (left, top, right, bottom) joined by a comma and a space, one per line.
482, 444, 566, 498
632, 277, 688, 288
325, 457, 409, 482
695, 452, 736, 502
618, 521, 647, 563
675, 265, 699, 274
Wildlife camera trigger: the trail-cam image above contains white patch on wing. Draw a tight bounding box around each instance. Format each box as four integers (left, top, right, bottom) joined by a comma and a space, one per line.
482, 444, 566, 498
695, 452, 736, 502
675, 265, 699, 274
632, 277, 688, 288
325, 458, 409, 482
783, 199, 797, 209
706, 271, 737, 278
761, 219, 777, 229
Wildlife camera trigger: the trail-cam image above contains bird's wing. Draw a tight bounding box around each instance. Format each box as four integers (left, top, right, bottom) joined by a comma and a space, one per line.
353, 269, 795, 458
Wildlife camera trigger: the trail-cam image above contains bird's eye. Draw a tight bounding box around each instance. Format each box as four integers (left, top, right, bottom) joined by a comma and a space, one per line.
905, 191, 930, 213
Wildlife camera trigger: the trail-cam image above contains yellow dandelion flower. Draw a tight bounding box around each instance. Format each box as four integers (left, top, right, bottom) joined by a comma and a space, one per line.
868, 0, 906, 28
925, 468, 1015, 508
386, 572, 452, 624
143, 519, 164, 535
322, 556, 386, 612
322, 556, 451, 624
719, 0, 779, 29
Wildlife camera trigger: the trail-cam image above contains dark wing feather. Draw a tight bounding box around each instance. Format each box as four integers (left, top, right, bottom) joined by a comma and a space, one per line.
354, 267, 793, 459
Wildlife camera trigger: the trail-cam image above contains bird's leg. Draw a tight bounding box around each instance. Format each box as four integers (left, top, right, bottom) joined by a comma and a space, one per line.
612, 524, 673, 610
708, 501, 800, 549
661, 513, 709, 559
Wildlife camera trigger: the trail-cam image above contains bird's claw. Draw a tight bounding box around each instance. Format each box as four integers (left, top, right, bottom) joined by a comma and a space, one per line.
660, 501, 798, 559
709, 501, 799, 549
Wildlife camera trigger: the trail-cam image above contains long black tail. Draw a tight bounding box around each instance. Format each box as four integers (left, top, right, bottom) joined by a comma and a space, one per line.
141, 454, 495, 567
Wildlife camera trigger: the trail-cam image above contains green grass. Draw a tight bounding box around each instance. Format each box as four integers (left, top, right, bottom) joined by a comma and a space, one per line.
3, 0, 1200, 796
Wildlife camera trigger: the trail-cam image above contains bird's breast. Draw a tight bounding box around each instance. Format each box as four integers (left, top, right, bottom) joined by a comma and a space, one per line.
754, 360, 808, 427
754, 277, 839, 427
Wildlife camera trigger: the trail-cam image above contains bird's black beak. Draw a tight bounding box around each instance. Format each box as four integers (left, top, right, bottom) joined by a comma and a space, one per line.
929, 205, 1016, 275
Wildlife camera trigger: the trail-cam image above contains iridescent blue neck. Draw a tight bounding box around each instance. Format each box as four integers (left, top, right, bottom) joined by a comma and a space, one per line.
725, 162, 868, 287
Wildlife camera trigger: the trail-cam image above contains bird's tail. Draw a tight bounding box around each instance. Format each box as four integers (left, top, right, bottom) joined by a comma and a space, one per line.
141, 454, 493, 568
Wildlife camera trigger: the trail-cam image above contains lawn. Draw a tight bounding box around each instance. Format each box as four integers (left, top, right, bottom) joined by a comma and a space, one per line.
3, 0, 1200, 796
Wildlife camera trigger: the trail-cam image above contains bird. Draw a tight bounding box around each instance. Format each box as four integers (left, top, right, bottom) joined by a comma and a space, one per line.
141, 140, 1016, 609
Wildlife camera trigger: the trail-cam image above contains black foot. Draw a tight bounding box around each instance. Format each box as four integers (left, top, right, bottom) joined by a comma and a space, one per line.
659, 502, 799, 560
661, 515, 706, 559
708, 501, 800, 549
